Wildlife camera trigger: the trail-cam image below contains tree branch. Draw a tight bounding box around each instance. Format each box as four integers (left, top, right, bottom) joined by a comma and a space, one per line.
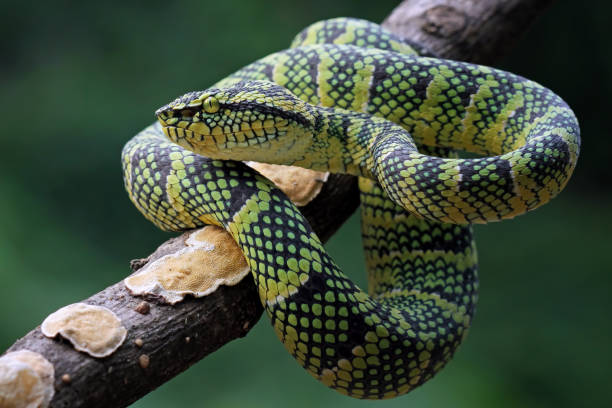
382, 0, 555, 64
3, 1, 555, 406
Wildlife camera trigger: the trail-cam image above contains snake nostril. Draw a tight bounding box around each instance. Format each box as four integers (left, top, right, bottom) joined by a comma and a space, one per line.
180, 109, 196, 119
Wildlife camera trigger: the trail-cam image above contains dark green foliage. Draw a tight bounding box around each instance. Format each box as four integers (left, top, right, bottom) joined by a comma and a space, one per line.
0, 1, 609, 406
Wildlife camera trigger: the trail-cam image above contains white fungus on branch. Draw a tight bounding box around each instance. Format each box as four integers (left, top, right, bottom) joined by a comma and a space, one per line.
124, 226, 251, 304
41, 303, 127, 358
0, 350, 55, 408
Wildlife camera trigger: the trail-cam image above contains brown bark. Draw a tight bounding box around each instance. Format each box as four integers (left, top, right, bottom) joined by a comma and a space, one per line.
4, 1, 555, 406
382, 0, 555, 64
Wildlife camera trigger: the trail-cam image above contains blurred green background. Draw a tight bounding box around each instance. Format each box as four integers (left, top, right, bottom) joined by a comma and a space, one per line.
1, 0, 610, 406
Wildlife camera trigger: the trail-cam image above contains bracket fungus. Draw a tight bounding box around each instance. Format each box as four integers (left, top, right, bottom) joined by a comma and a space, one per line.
0, 350, 54, 408
246, 162, 329, 206
125, 226, 250, 304
41, 303, 127, 358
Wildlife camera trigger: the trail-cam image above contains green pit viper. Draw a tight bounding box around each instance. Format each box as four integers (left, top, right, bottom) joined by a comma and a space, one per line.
122, 18, 580, 399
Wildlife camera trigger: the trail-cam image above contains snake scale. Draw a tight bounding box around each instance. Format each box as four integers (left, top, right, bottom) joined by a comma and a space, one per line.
122, 18, 580, 399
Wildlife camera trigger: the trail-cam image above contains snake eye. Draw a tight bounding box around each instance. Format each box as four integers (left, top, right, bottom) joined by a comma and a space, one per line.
203, 96, 219, 114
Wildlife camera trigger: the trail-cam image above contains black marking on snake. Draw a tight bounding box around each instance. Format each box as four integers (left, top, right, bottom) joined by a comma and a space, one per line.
320, 21, 345, 43
261, 61, 275, 80
524, 134, 572, 190
277, 47, 322, 104
223, 101, 315, 130
224, 162, 263, 219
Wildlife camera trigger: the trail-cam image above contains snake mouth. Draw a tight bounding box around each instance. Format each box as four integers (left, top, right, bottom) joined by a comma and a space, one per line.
160, 123, 289, 149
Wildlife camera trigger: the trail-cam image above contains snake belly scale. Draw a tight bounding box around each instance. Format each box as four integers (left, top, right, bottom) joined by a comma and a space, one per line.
122, 18, 579, 399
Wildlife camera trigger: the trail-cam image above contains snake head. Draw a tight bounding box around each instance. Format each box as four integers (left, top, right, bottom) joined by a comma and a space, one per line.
156, 81, 318, 163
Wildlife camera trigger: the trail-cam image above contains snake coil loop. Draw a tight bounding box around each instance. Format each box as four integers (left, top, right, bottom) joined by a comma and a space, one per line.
122, 18, 579, 399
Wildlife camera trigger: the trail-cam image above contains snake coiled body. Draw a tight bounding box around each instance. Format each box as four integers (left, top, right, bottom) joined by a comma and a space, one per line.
122, 18, 579, 399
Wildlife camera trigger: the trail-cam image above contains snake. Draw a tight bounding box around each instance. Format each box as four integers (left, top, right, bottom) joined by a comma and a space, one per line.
122, 18, 580, 399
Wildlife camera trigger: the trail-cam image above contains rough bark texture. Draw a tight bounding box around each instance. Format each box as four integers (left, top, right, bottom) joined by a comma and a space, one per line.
4, 1, 555, 406
382, 0, 555, 64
